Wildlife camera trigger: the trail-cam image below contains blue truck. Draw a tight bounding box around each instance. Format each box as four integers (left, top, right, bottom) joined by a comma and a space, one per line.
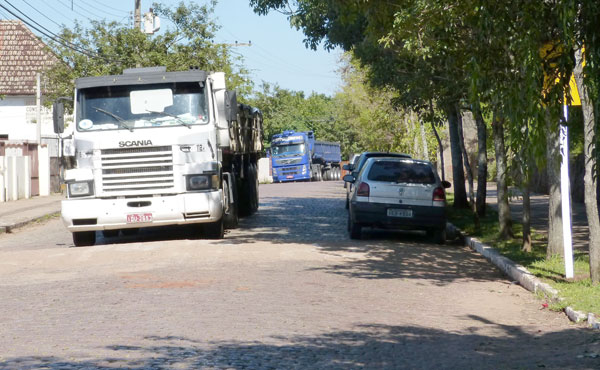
270, 130, 342, 182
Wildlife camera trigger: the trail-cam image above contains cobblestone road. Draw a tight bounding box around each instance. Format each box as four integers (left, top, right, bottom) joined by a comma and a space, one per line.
0, 181, 599, 369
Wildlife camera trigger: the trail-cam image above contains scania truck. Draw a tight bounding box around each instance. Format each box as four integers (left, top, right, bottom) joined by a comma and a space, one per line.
270, 130, 341, 182
53, 66, 262, 246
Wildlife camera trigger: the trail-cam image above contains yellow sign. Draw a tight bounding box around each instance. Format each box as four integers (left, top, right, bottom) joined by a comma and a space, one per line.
539, 42, 581, 106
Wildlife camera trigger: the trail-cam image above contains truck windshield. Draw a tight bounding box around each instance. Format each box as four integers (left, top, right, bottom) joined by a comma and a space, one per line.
76, 82, 209, 131
272, 143, 305, 156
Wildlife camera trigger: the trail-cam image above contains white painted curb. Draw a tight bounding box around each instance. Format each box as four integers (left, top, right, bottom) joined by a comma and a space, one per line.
448, 223, 599, 329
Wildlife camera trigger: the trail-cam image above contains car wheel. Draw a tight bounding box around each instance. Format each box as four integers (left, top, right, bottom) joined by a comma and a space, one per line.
349, 216, 362, 240
433, 228, 446, 245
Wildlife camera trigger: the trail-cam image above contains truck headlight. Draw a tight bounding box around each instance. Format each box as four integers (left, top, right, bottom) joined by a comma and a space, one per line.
187, 174, 219, 191
68, 181, 94, 197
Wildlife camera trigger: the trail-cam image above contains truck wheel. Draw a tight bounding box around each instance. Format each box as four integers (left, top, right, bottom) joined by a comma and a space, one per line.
72, 231, 96, 247
102, 230, 119, 238
335, 167, 341, 180
251, 163, 259, 212
238, 163, 258, 217
317, 165, 323, 181
223, 175, 238, 229
202, 218, 224, 239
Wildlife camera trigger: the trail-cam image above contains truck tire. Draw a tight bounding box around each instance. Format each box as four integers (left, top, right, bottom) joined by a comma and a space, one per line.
335, 167, 341, 180
72, 231, 96, 247
223, 175, 239, 229
238, 163, 258, 217
317, 165, 323, 181
202, 218, 224, 239
102, 229, 119, 238
251, 163, 259, 212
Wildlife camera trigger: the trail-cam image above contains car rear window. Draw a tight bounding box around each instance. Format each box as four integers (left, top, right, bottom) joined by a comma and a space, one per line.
367, 161, 436, 184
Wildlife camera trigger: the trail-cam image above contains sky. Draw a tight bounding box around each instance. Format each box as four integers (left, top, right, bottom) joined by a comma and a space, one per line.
0, 0, 342, 96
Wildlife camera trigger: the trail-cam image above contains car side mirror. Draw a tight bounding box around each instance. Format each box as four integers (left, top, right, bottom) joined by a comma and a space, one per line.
53, 100, 65, 134
342, 164, 353, 171
343, 174, 355, 183
442, 180, 451, 189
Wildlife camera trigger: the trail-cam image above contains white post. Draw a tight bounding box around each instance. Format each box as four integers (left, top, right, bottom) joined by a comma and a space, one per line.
560, 105, 574, 279
36, 73, 42, 144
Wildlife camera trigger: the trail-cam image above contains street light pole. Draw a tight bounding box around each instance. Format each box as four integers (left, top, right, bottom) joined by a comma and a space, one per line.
134, 0, 141, 30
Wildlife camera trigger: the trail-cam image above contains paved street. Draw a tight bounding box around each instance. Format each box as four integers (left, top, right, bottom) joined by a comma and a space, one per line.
0, 181, 599, 369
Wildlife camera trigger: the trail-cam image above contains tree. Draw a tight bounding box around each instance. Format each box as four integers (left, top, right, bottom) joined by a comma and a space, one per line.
45, 2, 251, 104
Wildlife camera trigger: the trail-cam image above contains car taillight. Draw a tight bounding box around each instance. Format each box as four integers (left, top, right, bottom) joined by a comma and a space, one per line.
357, 182, 370, 197
433, 187, 445, 202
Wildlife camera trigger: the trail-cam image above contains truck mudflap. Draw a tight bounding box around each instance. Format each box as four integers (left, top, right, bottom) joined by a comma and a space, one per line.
61, 191, 223, 232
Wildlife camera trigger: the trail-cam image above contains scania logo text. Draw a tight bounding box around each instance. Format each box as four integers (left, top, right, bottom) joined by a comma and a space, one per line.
119, 140, 153, 148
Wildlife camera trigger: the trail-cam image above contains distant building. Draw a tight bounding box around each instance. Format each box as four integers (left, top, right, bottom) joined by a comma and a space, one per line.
0, 20, 60, 198
0, 19, 58, 141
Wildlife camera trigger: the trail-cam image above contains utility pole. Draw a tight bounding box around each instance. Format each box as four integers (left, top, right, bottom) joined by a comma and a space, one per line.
134, 0, 141, 30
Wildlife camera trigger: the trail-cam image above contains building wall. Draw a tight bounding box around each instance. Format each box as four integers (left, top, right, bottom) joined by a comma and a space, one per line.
0, 95, 56, 141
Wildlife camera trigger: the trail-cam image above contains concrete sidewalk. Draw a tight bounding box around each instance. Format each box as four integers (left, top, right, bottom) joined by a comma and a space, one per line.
0, 193, 63, 233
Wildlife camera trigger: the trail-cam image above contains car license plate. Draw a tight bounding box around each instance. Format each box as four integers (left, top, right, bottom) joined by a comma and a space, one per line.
286, 175, 294, 179
387, 208, 412, 218
127, 213, 153, 223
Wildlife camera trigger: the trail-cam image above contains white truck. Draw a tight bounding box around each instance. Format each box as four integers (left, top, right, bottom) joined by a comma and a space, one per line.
53, 67, 263, 246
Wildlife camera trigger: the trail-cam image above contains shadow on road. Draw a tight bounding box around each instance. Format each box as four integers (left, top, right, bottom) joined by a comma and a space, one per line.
2, 317, 598, 369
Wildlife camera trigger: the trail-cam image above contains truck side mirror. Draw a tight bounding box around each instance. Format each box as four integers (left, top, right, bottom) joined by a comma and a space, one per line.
53, 100, 65, 134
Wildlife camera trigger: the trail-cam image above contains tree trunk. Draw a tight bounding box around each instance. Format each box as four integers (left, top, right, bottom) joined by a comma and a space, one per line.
545, 109, 564, 258
429, 100, 445, 181
420, 120, 429, 161
492, 113, 513, 239
574, 46, 600, 282
456, 105, 475, 206
448, 104, 469, 209
474, 105, 488, 217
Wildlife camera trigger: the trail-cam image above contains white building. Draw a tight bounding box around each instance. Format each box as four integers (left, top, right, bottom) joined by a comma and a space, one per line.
0, 20, 59, 200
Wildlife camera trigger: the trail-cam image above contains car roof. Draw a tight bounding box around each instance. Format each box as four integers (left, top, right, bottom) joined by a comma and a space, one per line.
360, 152, 411, 159
365, 156, 433, 165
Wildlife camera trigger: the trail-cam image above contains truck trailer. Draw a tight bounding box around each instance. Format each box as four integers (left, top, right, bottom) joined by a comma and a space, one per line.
270, 130, 341, 182
53, 66, 262, 246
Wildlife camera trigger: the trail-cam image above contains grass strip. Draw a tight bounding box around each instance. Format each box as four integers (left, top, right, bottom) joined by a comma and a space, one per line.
446, 194, 600, 316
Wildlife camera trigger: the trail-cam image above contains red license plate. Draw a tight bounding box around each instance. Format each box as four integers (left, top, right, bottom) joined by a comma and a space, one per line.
286, 175, 294, 179
127, 213, 153, 223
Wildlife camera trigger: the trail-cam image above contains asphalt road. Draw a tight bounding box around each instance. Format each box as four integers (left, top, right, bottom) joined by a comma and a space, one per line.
0, 181, 598, 369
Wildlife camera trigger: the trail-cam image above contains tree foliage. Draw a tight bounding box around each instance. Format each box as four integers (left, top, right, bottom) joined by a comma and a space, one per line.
45, 1, 252, 104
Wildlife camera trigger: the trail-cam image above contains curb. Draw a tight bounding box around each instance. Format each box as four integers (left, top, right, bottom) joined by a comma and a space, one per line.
0, 212, 60, 234
448, 223, 600, 330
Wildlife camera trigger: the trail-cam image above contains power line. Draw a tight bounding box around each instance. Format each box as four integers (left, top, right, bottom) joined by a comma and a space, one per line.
0, 2, 120, 63
19, 0, 63, 28
78, 0, 129, 18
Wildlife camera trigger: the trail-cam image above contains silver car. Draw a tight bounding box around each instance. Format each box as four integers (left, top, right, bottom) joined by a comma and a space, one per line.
344, 157, 451, 243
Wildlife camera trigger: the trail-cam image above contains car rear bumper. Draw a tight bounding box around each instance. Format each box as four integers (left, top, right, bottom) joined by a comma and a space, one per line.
351, 201, 446, 230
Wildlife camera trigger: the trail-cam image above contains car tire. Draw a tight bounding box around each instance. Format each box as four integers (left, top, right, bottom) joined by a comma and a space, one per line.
433, 228, 446, 245
349, 216, 362, 240
72, 231, 96, 247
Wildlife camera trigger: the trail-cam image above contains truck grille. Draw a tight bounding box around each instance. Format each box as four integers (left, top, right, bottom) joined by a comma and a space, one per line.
100, 146, 174, 193
280, 166, 301, 175
276, 158, 302, 166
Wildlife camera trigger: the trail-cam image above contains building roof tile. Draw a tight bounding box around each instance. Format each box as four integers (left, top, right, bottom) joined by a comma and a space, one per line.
0, 20, 58, 96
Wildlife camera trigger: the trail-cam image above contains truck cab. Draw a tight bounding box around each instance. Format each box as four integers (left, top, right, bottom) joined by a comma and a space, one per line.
53, 67, 262, 246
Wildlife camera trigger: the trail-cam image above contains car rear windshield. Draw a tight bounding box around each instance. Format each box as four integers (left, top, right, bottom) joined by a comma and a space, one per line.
367, 161, 436, 184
